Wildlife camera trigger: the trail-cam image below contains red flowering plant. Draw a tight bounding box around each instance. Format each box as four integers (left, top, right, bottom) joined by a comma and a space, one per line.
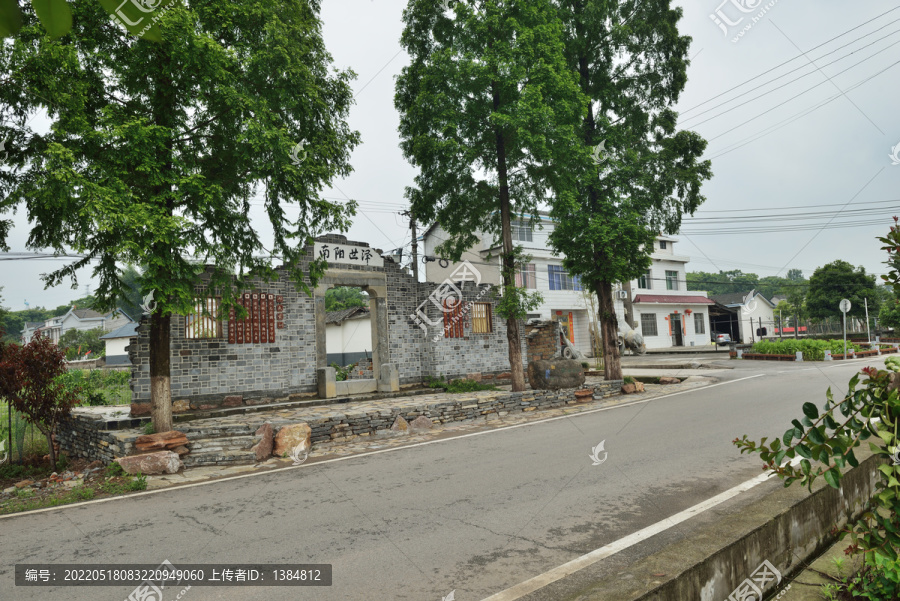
0, 330, 82, 467
733, 221, 900, 599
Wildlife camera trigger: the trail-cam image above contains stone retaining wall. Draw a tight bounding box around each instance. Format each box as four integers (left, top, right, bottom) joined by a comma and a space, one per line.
56, 413, 143, 464
57, 380, 623, 464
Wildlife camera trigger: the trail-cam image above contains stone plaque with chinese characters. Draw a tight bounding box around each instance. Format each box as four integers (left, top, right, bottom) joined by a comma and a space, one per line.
314, 242, 384, 268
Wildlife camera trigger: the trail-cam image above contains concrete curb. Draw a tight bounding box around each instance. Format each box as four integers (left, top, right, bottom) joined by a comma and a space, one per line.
529, 447, 884, 601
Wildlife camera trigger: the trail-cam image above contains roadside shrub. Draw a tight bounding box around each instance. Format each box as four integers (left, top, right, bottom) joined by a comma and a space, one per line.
751, 339, 862, 361
330, 362, 350, 382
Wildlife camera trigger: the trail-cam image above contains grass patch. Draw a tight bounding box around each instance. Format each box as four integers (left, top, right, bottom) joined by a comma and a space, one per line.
0, 457, 150, 516
425, 376, 499, 393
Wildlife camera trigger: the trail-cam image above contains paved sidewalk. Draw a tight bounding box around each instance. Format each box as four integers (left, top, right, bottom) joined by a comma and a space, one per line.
143, 375, 716, 490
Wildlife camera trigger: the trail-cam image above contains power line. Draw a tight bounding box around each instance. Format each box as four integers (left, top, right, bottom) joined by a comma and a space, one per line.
679, 6, 900, 116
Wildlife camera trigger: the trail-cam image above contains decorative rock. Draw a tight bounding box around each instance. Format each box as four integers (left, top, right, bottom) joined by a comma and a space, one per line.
172, 400, 191, 413
223, 395, 243, 407
574, 389, 594, 402
634, 381, 645, 393
171, 446, 190, 456
466, 373, 483, 382
252, 423, 274, 462
621, 384, 636, 394
658, 377, 681, 385
14, 480, 34, 489
115, 452, 183, 475
527, 359, 586, 390
273, 423, 311, 457
409, 416, 433, 432
2, 486, 15, 494
135, 431, 189, 453
390, 416, 409, 432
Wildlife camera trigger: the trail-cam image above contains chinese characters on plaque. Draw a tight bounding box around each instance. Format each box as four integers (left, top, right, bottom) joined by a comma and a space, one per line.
313, 242, 384, 267
228, 293, 281, 344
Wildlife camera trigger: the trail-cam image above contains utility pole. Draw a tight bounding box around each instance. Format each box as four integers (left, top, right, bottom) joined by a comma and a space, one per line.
400, 210, 419, 281
794, 312, 799, 339
779, 310, 782, 340
864, 298, 870, 343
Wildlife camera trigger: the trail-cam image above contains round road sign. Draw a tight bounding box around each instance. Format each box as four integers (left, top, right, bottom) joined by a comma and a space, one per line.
839, 299, 851, 313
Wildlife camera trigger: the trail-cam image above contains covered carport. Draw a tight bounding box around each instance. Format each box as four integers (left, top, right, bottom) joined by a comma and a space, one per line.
709, 301, 740, 342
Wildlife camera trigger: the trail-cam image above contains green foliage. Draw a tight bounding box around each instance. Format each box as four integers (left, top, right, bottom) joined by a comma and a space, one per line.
0, 0, 175, 41
685, 270, 760, 296
325, 287, 368, 312
105, 462, 126, 478
425, 376, 497, 393
142, 422, 155, 436
806, 260, 878, 320
59, 327, 106, 361
56, 369, 130, 406
623, 376, 635, 384
751, 339, 863, 361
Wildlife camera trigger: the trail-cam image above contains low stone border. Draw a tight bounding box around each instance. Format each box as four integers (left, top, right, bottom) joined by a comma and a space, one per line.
58, 380, 625, 464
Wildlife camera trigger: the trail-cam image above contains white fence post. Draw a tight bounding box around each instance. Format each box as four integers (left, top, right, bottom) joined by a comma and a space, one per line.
824, 350, 832, 361
796, 351, 803, 362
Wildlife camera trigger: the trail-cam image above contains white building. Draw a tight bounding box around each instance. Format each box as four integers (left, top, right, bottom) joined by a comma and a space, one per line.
422, 219, 712, 353
423, 215, 597, 356
99, 322, 138, 365
620, 236, 715, 349
325, 307, 374, 366
21, 307, 133, 344
709, 290, 776, 344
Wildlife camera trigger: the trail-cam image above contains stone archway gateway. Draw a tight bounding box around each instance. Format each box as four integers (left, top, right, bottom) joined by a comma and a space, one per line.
312, 241, 398, 398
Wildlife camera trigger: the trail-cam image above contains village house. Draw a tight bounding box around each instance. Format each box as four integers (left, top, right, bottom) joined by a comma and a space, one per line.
423, 219, 713, 351
21, 307, 133, 344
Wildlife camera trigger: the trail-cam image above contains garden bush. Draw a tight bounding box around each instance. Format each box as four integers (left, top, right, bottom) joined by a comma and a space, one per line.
752, 339, 862, 361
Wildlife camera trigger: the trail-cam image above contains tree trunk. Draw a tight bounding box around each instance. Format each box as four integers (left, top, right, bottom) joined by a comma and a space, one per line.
44, 430, 55, 469
596, 280, 622, 380
149, 312, 173, 432
492, 79, 526, 392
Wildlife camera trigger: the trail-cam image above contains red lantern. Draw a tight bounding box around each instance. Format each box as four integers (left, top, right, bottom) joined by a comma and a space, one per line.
685, 308, 693, 315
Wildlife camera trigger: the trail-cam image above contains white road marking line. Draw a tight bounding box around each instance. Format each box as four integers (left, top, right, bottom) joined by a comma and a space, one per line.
0, 374, 764, 521
479, 455, 804, 601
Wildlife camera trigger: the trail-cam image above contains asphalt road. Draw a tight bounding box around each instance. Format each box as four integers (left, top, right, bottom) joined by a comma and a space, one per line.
0, 356, 883, 601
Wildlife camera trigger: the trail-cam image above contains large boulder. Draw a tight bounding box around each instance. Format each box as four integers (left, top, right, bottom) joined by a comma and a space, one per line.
527, 359, 585, 390
273, 423, 311, 458
135, 431, 189, 453
116, 451, 183, 475
409, 416, 433, 432
251, 423, 274, 462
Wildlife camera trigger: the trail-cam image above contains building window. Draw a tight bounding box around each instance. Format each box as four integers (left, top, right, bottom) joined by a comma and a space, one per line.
511, 219, 533, 242
659, 241, 667, 249
186, 297, 223, 339
666, 270, 679, 291
472, 303, 493, 333
638, 269, 652, 289
640, 313, 658, 337
548, 265, 582, 291
443, 299, 464, 338
694, 313, 705, 335
515, 264, 537, 289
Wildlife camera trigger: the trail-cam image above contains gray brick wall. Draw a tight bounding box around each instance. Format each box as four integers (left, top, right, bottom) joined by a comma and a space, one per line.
130, 235, 529, 407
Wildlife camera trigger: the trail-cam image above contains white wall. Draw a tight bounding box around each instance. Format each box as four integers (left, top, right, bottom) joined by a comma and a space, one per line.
326, 317, 373, 356
104, 337, 129, 357
633, 305, 713, 349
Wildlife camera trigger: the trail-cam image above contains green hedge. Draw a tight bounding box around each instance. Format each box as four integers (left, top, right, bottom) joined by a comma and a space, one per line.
751, 339, 863, 361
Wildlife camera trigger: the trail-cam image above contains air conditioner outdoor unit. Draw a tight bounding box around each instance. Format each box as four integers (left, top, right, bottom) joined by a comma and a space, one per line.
616, 290, 628, 300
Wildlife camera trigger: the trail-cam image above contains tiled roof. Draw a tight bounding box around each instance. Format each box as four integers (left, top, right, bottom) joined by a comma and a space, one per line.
72, 308, 105, 319
100, 323, 138, 340
325, 307, 370, 325
709, 291, 754, 306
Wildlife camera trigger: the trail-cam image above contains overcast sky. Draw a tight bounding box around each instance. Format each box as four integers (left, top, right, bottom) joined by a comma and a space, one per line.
2, 0, 899, 311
